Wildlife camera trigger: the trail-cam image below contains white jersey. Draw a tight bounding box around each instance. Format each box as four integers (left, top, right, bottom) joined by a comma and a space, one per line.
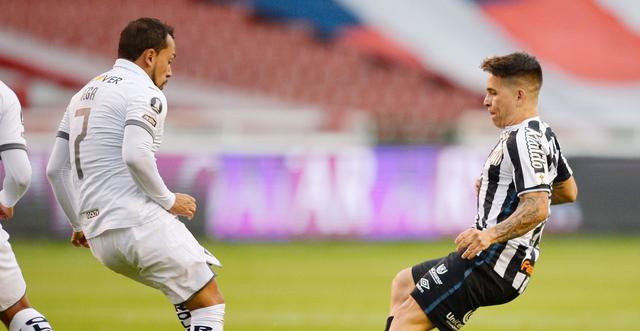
57, 59, 170, 239
0, 80, 27, 240
0, 80, 26, 154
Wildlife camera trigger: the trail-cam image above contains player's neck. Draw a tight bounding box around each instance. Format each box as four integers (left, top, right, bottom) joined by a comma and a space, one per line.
505, 105, 538, 128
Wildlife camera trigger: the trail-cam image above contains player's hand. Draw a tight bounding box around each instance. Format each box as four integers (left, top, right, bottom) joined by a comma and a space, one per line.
169, 193, 197, 220
71, 231, 89, 248
454, 228, 493, 260
474, 177, 481, 196
0, 203, 14, 221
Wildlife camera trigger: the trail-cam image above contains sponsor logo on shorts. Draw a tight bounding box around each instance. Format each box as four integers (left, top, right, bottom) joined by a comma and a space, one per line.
436, 264, 448, 275
415, 277, 430, 293
520, 259, 535, 276
446, 312, 465, 330
463, 310, 474, 323
429, 268, 443, 285
82, 208, 100, 220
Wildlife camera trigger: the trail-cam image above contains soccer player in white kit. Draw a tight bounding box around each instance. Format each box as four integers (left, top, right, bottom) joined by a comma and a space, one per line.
46, 18, 225, 330
0, 80, 54, 331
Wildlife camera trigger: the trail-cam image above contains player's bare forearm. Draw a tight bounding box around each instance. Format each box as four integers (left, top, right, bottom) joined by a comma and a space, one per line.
487, 191, 549, 244
551, 176, 578, 205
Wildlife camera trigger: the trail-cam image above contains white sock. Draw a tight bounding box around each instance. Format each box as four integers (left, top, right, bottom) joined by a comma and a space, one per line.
9, 308, 53, 331
175, 303, 192, 331
190, 304, 225, 331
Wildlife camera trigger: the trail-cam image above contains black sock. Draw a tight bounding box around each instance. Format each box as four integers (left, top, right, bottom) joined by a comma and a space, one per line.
385, 316, 394, 331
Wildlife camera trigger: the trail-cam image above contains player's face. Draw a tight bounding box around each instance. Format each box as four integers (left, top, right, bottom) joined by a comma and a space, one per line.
483, 74, 518, 129
151, 35, 176, 90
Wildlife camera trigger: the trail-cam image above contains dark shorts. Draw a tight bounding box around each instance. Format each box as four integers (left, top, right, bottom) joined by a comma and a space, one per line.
410, 247, 519, 331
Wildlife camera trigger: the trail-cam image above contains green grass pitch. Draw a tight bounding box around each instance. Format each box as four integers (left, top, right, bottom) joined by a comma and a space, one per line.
9, 235, 640, 330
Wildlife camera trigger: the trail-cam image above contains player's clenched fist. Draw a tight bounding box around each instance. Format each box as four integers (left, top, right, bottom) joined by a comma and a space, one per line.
169, 193, 197, 220
0, 203, 13, 221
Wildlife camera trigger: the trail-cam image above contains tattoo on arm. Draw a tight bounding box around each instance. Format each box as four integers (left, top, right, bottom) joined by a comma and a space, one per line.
491, 193, 548, 243
550, 180, 565, 205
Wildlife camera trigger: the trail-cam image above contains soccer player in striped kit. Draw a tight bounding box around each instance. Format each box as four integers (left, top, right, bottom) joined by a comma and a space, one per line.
385, 52, 578, 331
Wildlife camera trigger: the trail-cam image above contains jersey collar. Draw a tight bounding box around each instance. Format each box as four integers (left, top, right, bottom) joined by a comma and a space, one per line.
502, 115, 541, 132
113, 59, 154, 85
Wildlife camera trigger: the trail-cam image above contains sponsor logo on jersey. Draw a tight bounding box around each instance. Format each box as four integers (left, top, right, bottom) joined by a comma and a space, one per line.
142, 114, 157, 127
524, 127, 545, 173
150, 97, 163, 114
93, 74, 122, 84
82, 208, 100, 220
520, 258, 535, 276
415, 277, 430, 293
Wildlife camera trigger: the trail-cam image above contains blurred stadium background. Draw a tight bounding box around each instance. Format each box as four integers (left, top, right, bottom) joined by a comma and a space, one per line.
0, 0, 639, 330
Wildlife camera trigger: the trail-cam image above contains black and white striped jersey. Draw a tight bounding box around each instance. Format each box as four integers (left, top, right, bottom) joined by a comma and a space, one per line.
475, 116, 572, 293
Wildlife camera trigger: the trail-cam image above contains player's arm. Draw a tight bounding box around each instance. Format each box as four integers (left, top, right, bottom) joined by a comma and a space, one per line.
456, 191, 549, 259
0, 149, 31, 220
551, 149, 577, 205
46, 135, 81, 231
551, 176, 577, 205
122, 124, 195, 219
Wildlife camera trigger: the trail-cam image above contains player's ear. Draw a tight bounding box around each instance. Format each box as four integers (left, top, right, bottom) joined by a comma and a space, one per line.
141, 48, 157, 67
516, 89, 526, 105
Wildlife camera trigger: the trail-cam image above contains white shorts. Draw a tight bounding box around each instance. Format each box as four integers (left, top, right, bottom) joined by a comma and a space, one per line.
88, 215, 221, 304
0, 228, 26, 311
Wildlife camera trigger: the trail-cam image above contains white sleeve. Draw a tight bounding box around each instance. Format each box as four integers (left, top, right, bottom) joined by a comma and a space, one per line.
122, 124, 175, 210
0, 149, 31, 208
46, 137, 81, 231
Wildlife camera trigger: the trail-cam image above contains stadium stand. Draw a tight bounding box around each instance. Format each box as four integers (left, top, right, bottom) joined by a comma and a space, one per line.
0, 0, 479, 143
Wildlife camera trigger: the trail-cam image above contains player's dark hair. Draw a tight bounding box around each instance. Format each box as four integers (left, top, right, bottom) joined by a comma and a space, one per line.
480, 52, 542, 90
118, 17, 174, 62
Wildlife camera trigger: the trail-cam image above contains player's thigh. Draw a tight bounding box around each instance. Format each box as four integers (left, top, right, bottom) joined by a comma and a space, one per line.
390, 296, 434, 331
132, 216, 218, 305
88, 228, 154, 287
0, 236, 27, 315
410, 252, 481, 331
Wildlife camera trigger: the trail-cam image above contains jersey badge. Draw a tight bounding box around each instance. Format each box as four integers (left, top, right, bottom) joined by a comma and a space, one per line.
150, 97, 163, 114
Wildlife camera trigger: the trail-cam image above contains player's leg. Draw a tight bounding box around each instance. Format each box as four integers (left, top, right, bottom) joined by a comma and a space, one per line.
1, 296, 53, 331
390, 267, 414, 313
174, 303, 192, 331
0, 237, 53, 331
389, 296, 435, 331
386, 257, 442, 330
385, 267, 413, 330
183, 279, 225, 331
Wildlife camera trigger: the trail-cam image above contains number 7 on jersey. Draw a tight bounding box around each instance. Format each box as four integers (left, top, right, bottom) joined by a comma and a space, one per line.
74, 108, 91, 180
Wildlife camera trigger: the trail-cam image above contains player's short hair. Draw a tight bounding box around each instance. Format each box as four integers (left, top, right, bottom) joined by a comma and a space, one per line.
118, 17, 174, 62
480, 52, 542, 91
